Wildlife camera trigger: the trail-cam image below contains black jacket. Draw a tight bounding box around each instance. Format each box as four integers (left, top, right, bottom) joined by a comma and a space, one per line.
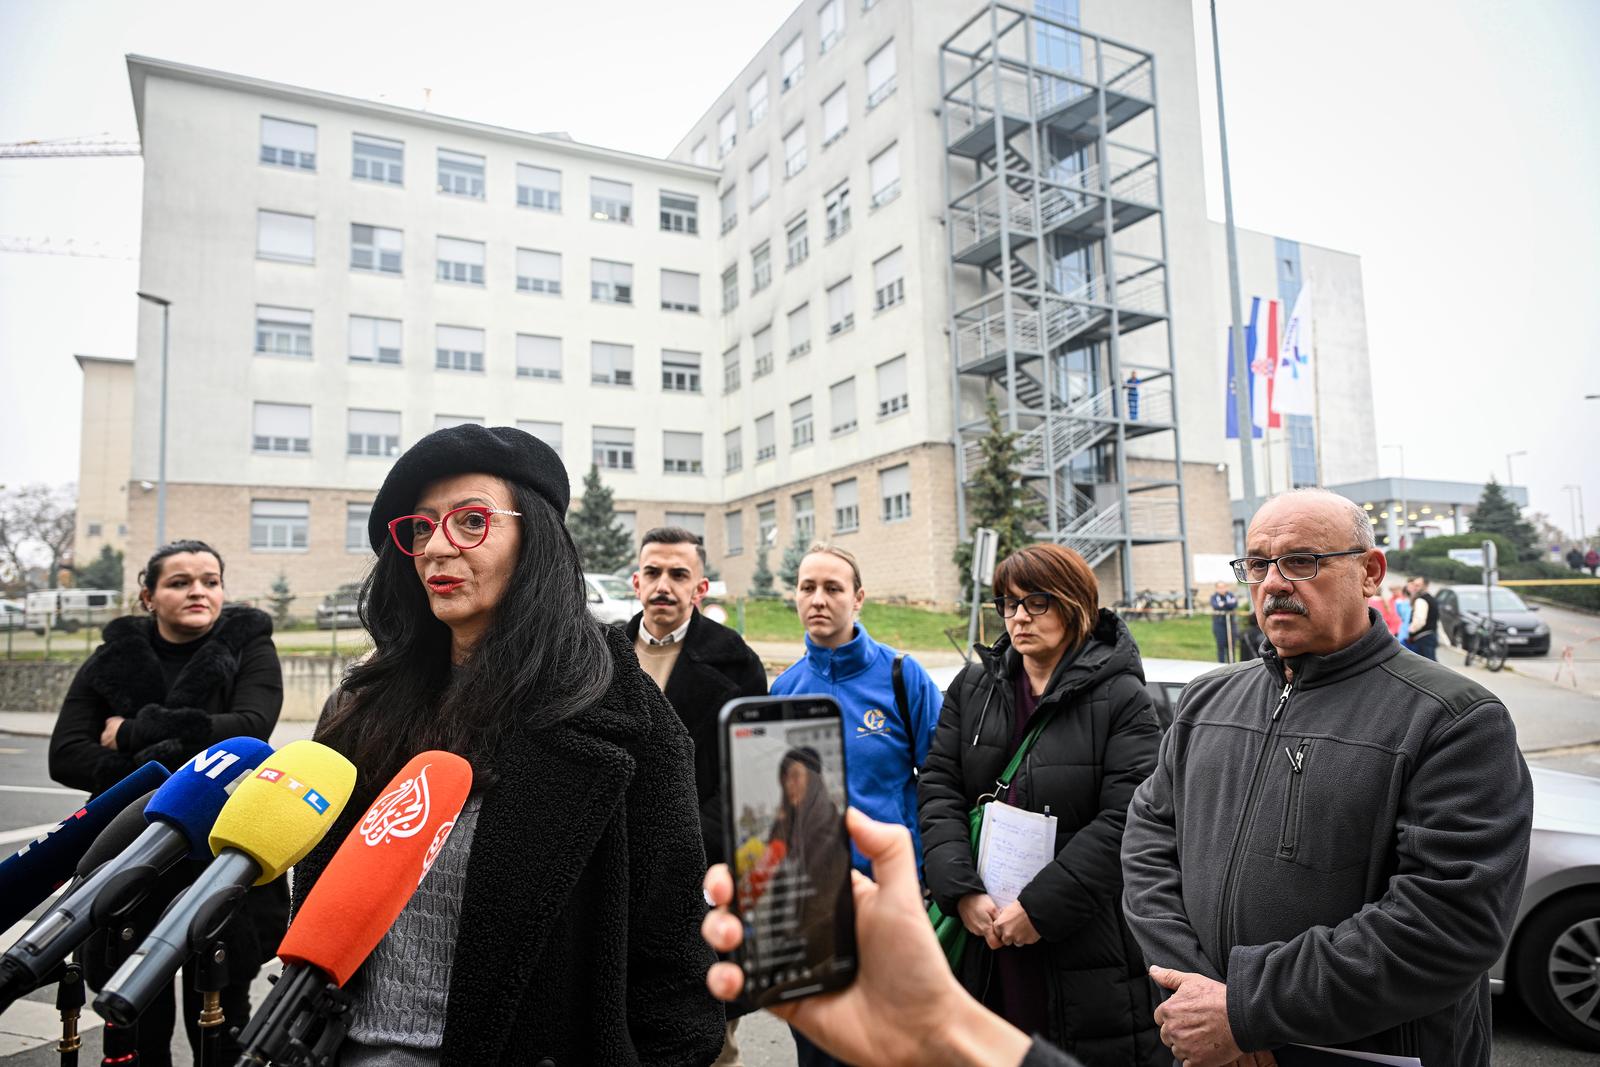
920, 610, 1164, 1065
624, 609, 767, 866
1122, 611, 1533, 1066
294, 625, 723, 1067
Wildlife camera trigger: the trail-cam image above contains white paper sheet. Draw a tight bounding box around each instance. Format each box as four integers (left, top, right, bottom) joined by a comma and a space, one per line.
975, 800, 1057, 910
1292, 1045, 1422, 1066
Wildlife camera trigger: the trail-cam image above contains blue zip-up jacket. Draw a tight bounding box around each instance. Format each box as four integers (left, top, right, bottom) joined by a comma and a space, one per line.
770, 623, 944, 873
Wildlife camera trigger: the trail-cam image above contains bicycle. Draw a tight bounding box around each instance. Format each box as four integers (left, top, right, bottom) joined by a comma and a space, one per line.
1461, 615, 1508, 672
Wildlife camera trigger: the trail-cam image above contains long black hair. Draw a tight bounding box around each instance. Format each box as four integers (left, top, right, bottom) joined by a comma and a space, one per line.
315, 480, 614, 798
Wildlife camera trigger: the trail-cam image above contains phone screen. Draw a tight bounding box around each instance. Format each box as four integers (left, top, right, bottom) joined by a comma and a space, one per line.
721, 697, 857, 1008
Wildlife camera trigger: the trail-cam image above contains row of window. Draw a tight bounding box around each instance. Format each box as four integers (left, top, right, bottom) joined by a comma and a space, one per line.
718, 244, 904, 333
719, 356, 907, 473
262, 118, 697, 232
719, 134, 899, 241
691, 0, 890, 165
724, 464, 910, 557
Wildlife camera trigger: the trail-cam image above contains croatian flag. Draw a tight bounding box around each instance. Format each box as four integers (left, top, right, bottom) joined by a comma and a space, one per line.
1273, 286, 1315, 417
1251, 298, 1281, 432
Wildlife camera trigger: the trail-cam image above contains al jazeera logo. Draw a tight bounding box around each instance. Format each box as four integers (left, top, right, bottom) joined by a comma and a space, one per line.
857, 708, 889, 738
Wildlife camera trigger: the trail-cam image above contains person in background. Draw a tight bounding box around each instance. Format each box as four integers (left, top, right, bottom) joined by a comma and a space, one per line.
1566, 546, 1585, 572
50, 539, 284, 1067
1391, 583, 1412, 649
1587, 546, 1599, 575
1209, 581, 1239, 663
1368, 583, 1401, 638
1125, 371, 1142, 421
1406, 574, 1439, 660
920, 544, 1163, 1064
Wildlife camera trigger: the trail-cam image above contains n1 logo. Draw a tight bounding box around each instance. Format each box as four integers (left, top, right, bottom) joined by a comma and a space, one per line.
187, 747, 242, 780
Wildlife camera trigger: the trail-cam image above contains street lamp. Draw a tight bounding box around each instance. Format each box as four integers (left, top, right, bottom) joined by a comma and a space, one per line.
1505, 450, 1527, 489
1383, 444, 1407, 549
136, 291, 171, 547
1564, 484, 1588, 550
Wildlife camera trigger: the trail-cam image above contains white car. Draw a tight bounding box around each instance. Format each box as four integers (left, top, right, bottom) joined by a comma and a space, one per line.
584, 572, 640, 625
0, 599, 24, 631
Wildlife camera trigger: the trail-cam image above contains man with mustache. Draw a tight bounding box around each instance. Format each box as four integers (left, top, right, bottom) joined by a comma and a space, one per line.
626, 525, 767, 1066
1121, 488, 1532, 1067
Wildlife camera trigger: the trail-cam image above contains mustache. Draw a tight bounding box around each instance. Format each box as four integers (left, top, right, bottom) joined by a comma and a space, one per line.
649, 596, 676, 605
1263, 594, 1308, 616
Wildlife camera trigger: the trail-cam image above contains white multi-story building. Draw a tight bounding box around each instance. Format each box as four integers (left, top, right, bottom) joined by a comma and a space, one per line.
103, 0, 1377, 608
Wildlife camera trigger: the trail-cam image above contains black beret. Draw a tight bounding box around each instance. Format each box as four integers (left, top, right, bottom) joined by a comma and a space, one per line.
367, 424, 568, 553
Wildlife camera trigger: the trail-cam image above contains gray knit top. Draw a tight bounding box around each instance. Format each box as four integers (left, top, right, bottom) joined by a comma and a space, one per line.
338, 795, 483, 1067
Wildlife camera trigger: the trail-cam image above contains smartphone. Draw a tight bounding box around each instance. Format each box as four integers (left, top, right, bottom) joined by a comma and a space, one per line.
718, 695, 858, 1009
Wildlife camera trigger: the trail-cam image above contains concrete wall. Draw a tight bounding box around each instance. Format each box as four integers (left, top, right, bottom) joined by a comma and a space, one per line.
0, 654, 346, 721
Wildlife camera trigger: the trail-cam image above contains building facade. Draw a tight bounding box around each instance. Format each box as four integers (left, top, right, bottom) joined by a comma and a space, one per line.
74, 355, 135, 566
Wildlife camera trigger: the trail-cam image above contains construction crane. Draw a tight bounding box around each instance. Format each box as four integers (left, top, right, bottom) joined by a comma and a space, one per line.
0, 138, 141, 158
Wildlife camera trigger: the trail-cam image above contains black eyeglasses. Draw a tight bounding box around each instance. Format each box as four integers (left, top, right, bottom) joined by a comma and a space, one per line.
994, 592, 1057, 618
1229, 549, 1367, 584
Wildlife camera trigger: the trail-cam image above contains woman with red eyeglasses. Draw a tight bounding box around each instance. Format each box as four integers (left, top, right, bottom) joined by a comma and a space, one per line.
298, 424, 722, 1066
918, 544, 1164, 1065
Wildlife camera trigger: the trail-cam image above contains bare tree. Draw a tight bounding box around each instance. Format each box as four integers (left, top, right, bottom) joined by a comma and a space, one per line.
0, 484, 77, 591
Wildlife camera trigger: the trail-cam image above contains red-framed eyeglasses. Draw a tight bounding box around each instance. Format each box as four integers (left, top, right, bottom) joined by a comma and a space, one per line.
387, 506, 522, 557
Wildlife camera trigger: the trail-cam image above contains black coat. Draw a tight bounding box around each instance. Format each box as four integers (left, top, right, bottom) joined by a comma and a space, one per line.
624, 609, 768, 866
919, 609, 1163, 1066
293, 624, 723, 1067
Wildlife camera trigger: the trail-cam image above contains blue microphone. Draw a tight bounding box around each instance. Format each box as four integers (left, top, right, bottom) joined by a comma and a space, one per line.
0, 762, 169, 930
0, 738, 274, 1010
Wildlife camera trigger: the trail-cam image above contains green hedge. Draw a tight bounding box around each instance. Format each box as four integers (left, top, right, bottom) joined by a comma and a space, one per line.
1404, 532, 1522, 561
1387, 548, 1600, 613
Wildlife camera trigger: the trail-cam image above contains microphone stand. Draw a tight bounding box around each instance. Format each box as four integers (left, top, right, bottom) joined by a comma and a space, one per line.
232, 967, 353, 1067
194, 938, 228, 1067
55, 962, 84, 1067
94, 919, 145, 1067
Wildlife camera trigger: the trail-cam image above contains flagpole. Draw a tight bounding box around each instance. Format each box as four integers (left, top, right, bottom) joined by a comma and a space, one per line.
1310, 272, 1325, 486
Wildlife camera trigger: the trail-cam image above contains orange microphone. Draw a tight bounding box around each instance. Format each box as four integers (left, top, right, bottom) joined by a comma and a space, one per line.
233, 752, 472, 1067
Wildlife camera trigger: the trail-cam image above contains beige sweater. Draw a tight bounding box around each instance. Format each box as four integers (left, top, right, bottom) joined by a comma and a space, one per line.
634, 632, 684, 692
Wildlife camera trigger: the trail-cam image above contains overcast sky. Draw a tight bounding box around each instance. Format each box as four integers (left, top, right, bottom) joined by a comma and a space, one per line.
1, 0, 1596, 541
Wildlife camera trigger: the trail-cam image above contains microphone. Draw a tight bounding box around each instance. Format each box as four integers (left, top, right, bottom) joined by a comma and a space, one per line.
234, 752, 472, 1067
0, 739, 274, 1010
0, 762, 169, 930
95, 740, 356, 1027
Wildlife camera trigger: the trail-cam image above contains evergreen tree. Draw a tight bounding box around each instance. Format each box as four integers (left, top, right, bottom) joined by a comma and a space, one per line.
750, 543, 777, 599
953, 396, 1045, 598
1469, 476, 1539, 561
568, 465, 634, 573
268, 571, 296, 628
75, 545, 124, 591
778, 533, 808, 591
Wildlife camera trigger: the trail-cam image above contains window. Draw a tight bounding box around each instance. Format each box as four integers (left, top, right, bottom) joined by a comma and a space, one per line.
666, 511, 707, 539
749, 157, 771, 209
351, 223, 402, 274
784, 125, 807, 178
822, 86, 848, 146
437, 149, 485, 198
347, 409, 401, 458
691, 138, 709, 166
758, 501, 778, 547
662, 349, 701, 392
517, 420, 563, 456
591, 259, 633, 304
754, 325, 774, 378
827, 277, 855, 335
591, 341, 634, 386
824, 181, 851, 240
724, 427, 743, 472
830, 376, 857, 435
786, 215, 809, 267
346, 504, 372, 552
791, 396, 814, 448
787, 303, 812, 357
663, 431, 704, 474
517, 164, 561, 211
781, 35, 805, 93
873, 247, 905, 310
718, 109, 737, 158
252, 402, 311, 454
349, 315, 401, 365
747, 76, 769, 127
434, 414, 484, 430
755, 414, 776, 463
516, 248, 562, 294
660, 191, 699, 234
877, 354, 908, 416
833, 478, 860, 532
258, 210, 313, 263
722, 264, 739, 312
255, 306, 312, 358
516, 334, 562, 380
435, 325, 485, 373
593, 426, 635, 470
87, 523, 102, 538
880, 463, 911, 522
437, 237, 485, 286
720, 186, 738, 234
661, 269, 700, 312
723, 345, 741, 393
251, 500, 308, 552
870, 142, 901, 207
751, 242, 772, 293
261, 117, 315, 170
616, 511, 636, 541
725, 510, 744, 554
792, 491, 816, 543
866, 41, 897, 108
819, 0, 844, 53
590, 177, 633, 223
353, 134, 403, 184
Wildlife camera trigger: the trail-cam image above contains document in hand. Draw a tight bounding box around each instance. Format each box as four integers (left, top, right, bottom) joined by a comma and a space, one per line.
1276, 1046, 1422, 1066
975, 800, 1056, 911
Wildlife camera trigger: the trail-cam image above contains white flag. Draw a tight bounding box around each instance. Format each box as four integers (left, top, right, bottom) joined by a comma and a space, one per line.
1274, 287, 1315, 417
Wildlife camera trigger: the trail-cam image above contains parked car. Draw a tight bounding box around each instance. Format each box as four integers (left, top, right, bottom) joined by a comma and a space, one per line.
315, 582, 364, 629
0, 599, 24, 631
25, 588, 120, 633
1436, 584, 1552, 656
584, 572, 640, 625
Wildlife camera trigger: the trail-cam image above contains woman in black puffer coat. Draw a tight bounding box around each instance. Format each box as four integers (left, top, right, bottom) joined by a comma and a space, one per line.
919, 544, 1164, 1066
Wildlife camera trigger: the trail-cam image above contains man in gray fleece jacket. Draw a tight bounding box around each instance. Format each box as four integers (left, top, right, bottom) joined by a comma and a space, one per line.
1122, 489, 1533, 1066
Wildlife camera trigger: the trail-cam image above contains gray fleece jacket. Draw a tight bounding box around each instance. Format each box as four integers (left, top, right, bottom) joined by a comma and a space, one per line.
1121, 611, 1532, 1065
